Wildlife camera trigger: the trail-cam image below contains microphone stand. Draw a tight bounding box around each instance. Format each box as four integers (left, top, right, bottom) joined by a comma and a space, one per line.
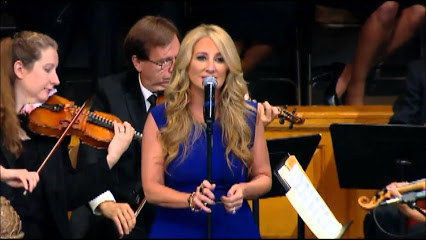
202, 76, 216, 239
206, 122, 213, 239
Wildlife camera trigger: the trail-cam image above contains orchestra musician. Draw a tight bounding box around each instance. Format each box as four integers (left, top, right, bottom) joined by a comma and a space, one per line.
0, 31, 136, 238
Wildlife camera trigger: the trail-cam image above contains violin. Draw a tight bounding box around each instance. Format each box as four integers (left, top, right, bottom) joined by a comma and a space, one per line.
358, 178, 426, 210
27, 94, 142, 149
276, 105, 305, 129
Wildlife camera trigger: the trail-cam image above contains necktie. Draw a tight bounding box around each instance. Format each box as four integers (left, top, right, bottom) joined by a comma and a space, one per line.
147, 94, 157, 111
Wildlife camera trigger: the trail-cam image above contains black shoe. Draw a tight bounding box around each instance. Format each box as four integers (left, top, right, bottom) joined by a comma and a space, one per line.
312, 62, 346, 105
324, 92, 343, 105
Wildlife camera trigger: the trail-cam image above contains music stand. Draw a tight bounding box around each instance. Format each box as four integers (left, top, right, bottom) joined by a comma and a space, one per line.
253, 134, 321, 238
330, 123, 426, 189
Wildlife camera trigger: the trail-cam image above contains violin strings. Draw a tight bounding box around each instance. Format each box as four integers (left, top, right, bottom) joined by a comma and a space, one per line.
86, 112, 142, 140
67, 105, 143, 140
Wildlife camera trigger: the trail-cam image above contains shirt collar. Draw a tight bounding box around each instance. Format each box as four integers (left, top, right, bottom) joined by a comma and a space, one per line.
138, 73, 157, 111
138, 73, 155, 102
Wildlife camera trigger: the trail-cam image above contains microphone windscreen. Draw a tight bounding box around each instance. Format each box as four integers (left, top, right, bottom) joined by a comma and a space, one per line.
202, 76, 217, 87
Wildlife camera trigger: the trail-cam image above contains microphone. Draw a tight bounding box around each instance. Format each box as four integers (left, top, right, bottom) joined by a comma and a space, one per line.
202, 76, 217, 125
379, 191, 426, 206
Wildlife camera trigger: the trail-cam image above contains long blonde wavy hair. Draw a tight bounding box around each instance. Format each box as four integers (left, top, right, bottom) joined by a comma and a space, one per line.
160, 24, 256, 172
0, 31, 57, 157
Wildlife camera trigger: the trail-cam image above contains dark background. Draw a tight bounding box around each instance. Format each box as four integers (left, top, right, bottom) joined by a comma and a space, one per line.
1, 0, 424, 106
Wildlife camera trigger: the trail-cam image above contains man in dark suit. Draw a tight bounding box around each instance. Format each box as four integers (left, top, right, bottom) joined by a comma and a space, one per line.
70, 16, 180, 239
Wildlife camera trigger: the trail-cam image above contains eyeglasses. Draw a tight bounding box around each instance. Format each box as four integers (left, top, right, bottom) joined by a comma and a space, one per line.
147, 57, 176, 71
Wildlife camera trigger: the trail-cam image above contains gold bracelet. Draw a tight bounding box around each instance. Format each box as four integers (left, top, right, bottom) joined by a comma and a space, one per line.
187, 192, 201, 212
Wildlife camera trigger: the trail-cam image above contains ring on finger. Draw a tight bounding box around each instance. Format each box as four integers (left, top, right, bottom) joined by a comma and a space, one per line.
231, 207, 236, 214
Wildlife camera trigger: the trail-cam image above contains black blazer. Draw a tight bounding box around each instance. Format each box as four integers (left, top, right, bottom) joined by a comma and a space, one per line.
389, 59, 426, 125
0, 126, 113, 238
77, 70, 148, 207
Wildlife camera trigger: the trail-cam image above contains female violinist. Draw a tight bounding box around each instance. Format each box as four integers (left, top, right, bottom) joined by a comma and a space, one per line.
0, 31, 136, 238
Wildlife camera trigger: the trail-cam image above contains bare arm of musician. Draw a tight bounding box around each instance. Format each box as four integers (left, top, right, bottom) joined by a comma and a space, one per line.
387, 182, 426, 223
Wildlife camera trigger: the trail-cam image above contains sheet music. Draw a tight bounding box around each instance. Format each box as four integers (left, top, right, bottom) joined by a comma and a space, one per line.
276, 155, 344, 239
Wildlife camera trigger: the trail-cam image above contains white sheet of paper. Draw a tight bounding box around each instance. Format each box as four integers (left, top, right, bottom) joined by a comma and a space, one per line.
277, 156, 343, 239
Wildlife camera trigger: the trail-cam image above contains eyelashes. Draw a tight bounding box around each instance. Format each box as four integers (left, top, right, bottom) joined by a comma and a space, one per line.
196, 55, 206, 61
215, 57, 225, 63
195, 55, 225, 63
43, 64, 56, 73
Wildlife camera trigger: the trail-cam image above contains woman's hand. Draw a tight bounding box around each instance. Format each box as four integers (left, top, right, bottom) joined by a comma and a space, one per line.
106, 121, 135, 168
386, 181, 407, 197
220, 183, 245, 214
0, 166, 39, 192
191, 180, 216, 213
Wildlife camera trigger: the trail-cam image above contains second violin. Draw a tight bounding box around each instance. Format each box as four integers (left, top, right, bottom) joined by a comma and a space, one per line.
27, 94, 142, 149
358, 178, 426, 210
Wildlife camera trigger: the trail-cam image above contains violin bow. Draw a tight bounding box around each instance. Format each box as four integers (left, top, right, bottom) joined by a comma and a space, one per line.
24, 100, 87, 195
135, 197, 146, 218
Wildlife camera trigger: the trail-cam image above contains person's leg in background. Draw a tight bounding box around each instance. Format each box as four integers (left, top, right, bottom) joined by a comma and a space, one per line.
339, 1, 425, 104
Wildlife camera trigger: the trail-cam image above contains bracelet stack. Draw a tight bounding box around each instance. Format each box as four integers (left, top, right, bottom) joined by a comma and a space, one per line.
187, 191, 201, 212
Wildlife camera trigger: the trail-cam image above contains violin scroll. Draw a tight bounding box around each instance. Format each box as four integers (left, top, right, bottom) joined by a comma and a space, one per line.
277, 105, 305, 129
358, 188, 389, 211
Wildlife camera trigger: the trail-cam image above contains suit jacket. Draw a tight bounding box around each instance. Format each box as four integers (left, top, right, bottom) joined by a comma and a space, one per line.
77, 70, 148, 208
0, 123, 113, 238
389, 59, 426, 125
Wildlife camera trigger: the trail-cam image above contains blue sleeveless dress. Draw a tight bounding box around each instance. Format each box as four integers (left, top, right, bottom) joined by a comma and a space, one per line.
148, 101, 260, 239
